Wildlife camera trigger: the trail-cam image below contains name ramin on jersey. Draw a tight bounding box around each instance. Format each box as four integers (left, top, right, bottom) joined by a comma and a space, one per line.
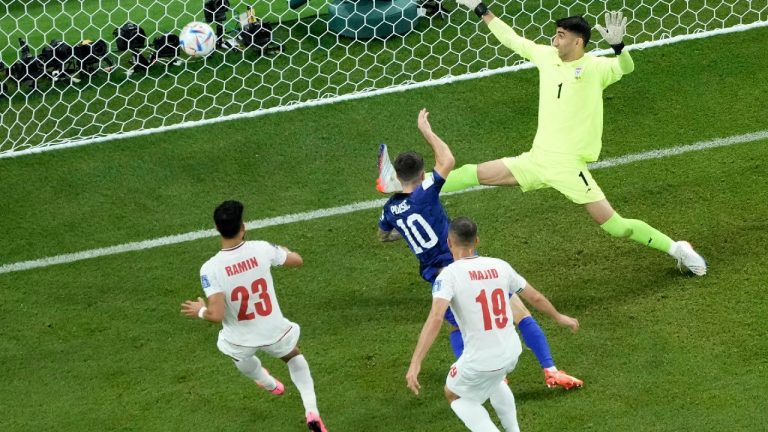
225, 257, 259, 277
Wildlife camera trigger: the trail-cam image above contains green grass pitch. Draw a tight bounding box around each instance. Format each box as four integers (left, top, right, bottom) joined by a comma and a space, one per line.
1, 21, 767, 432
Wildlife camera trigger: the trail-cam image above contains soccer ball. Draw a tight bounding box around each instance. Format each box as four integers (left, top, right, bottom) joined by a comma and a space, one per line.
179, 22, 216, 58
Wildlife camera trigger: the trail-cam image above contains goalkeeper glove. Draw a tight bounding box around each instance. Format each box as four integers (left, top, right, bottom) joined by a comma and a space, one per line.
594, 11, 628, 54
456, 0, 491, 18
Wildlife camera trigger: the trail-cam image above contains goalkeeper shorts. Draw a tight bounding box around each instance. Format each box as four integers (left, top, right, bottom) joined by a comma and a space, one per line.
502, 151, 605, 204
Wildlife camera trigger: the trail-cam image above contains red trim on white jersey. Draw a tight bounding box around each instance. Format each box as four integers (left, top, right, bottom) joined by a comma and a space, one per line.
221, 241, 246, 251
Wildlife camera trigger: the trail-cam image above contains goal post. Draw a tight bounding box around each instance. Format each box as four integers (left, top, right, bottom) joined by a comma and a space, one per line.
0, 0, 765, 157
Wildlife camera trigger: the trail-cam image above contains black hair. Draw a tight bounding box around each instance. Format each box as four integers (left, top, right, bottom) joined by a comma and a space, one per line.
214, 200, 244, 239
393, 151, 425, 184
556, 16, 591, 47
449, 217, 477, 246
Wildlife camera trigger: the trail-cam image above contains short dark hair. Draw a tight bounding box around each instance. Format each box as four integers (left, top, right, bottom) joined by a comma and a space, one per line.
214, 200, 244, 239
449, 217, 477, 247
556, 16, 591, 47
393, 151, 425, 184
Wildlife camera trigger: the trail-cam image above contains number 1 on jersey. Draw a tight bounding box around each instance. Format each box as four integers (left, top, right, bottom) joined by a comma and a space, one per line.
475, 288, 509, 331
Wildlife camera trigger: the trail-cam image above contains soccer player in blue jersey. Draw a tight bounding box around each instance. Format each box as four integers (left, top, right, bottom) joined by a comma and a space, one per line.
378, 9, 707, 277
379, 108, 583, 389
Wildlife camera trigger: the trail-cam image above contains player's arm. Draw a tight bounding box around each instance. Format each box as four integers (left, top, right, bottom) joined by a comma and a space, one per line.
417, 108, 455, 179
595, 11, 634, 75
377, 209, 402, 242
378, 228, 403, 242
406, 297, 451, 395
278, 246, 303, 267
455, 0, 545, 62
181, 292, 225, 323
517, 283, 579, 332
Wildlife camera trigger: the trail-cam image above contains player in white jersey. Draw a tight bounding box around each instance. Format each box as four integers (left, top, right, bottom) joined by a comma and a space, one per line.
406, 217, 579, 431
181, 200, 328, 432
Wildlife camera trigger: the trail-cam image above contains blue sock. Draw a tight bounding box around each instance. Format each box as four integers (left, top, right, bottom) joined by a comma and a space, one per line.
517, 316, 555, 369
448, 329, 464, 359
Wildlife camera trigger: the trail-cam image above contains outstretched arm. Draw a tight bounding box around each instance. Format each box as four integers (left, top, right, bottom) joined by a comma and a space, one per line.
417, 108, 455, 180
278, 246, 303, 267
181, 292, 225, 323
377, 228, 402, 242
406, 298, 450, 395
517, 283, 579, 332
595, 11, 634, 74
455, 0, 546, 62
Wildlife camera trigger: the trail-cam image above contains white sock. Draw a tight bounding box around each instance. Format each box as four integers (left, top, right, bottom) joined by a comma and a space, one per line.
287, 355, 319, 414
489, 382, 520, 432
235, 356, 276, 390
668, 241, 679, 256
450, 398, 500, 432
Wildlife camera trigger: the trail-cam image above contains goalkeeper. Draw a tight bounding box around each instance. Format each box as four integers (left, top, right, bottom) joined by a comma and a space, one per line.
378, 7, 707, 276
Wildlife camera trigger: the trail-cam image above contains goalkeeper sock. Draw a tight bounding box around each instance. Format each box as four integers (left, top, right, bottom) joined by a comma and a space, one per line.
517, 316, 555, 369
448, 329, 465, 358
600, 212, 674, 253
442, 164, 479, 193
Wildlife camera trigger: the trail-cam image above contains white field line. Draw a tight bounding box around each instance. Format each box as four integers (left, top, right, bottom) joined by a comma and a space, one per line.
1, 130, 767, 275
1, 20, 767, 160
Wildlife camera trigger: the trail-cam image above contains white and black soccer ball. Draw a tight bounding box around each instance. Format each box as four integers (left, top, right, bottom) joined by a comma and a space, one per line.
179, 22, 216, 58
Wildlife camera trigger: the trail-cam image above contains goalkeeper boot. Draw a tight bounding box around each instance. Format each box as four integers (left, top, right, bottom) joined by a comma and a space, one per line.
376, 143, 403, 193
544, 369, 583, 390
255, 368, 285, 395
306, 411, 328, 432
672, 241, 707, 276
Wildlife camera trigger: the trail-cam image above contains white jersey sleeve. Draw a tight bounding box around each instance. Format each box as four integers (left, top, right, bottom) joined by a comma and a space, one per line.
267, 243, 288, 266
432, 269, 456, 302
503, 261, 527, 295
200, 259, 223, 298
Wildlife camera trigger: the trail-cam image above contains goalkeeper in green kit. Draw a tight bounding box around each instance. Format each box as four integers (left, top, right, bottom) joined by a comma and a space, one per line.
376, 6, 707, 276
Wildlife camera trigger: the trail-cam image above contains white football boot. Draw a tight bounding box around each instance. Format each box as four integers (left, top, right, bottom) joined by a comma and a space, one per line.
671, 241, 707, 276
376, 143, 403, 193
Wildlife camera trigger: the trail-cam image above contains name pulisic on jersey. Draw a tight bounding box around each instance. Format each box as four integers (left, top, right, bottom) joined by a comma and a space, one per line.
390, 201, 411, 215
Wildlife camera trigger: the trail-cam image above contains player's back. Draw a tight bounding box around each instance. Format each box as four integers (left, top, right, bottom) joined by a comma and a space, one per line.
435, 256, 523, 371
200, 240, 292, 347
379, 172, 453, 282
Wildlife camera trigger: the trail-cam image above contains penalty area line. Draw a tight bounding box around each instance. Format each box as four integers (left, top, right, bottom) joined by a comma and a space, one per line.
1, 129, 766, 275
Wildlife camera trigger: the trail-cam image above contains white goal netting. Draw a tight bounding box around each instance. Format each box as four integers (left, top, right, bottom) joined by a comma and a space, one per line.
0, 0, 765, 157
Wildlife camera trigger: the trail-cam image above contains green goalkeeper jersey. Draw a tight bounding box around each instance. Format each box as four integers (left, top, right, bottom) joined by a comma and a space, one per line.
488, 18, 635, 162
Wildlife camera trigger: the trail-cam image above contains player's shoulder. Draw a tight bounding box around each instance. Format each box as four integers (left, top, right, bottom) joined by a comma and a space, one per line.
440, 259, 465, 276
200, 254, 219, 273
383, 192, 410, 208
487, 255, 516, 271
245, 240, 280, 254
472, 255, 516, 275
586, 53, 614, 66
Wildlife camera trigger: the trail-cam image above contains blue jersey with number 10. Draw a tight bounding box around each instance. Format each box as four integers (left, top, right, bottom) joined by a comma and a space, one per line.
379, 169, 453, 283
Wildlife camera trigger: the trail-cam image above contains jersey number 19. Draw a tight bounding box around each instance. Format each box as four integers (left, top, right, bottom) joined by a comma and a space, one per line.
475, 288, 509, 331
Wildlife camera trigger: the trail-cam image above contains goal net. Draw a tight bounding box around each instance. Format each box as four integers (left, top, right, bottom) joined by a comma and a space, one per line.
0, 0, 765, 157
